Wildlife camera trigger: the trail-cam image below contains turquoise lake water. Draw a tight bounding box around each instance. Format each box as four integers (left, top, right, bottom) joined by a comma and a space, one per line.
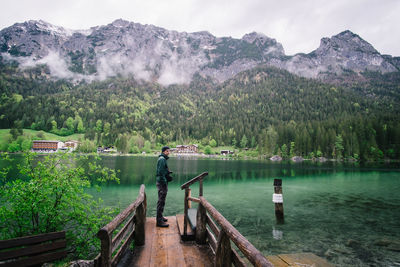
2, 155, 400, 266
86, 156, 400, 267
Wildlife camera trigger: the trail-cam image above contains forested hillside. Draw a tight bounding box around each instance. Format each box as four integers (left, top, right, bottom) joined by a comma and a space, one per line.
1, 59, 399, 160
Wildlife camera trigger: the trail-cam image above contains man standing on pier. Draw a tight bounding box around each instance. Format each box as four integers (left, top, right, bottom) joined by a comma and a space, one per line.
156, 146, 170, 227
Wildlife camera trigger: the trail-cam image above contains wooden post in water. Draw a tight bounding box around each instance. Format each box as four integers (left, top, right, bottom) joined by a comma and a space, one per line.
273, 179, 284, 224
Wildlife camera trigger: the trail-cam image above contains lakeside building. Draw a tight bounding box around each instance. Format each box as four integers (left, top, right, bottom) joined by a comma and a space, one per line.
64, 140, 79, 151
97, 146, 117, 153
220, 150, 234, 155
175, 144, 198, 153
32, 140, 64, 152
32, 140, 80, 152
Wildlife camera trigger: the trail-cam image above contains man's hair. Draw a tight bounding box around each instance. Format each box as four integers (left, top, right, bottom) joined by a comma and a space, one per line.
161, 146, 170, 153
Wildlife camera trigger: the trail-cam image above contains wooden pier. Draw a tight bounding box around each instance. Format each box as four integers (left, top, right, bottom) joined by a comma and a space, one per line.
95, 173, 334, 267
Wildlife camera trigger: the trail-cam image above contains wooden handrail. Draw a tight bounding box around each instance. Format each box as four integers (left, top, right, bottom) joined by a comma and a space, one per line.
199, 196, 273, 267
180, 172, 208, 189
99, 184, 145, 234
180, 172, 208, 236
96, 184, 146, 267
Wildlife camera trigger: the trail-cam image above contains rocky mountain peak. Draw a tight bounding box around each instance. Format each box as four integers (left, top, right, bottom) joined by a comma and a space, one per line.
0, 20, 398, 84
316, 30, 378, 55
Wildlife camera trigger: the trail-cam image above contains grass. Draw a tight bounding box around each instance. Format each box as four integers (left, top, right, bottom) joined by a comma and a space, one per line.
0, 129, 85, 142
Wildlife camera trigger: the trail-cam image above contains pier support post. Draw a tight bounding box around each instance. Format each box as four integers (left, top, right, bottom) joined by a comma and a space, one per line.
196, 203, 207, 244
273, 179, 284, 224
184, 188, 189, 236
97, 229, 112, 267
135, 198, 146, 246
215, 230, 232, 267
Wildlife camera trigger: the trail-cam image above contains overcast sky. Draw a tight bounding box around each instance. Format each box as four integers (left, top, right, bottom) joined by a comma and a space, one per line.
1, 0, 399, 56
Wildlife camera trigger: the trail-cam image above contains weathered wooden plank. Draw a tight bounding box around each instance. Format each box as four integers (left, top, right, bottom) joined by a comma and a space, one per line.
130, 217, 156, 267
266, 255, 289, 267
165, 216, 186, 267
181, 242, 213, 267
0, 250, 67, 267
180, 172, 208, 189
149, 221, 168, 267
278, 253, 334, 267
0, 240, 66, 261
199, 197, 273, 267
0, 231, 65, 249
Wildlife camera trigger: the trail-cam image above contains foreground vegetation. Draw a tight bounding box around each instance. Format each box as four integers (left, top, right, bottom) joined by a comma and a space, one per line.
0, 152, 119, 259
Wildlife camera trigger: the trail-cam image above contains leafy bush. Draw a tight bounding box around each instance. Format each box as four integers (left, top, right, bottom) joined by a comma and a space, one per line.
0, 152, 120, 259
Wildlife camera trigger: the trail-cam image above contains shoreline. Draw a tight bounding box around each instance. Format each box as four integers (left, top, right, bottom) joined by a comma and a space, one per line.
2, 151, 400, 164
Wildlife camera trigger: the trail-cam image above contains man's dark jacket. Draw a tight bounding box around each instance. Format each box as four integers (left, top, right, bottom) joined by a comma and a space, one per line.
156, 154, 169, 184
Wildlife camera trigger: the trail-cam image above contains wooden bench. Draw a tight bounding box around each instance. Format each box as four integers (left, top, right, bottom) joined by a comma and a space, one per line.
0, 231, 67, 267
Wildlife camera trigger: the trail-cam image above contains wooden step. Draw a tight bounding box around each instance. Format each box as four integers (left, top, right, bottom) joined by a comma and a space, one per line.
187, 208, 197, 231
176, 214, 195, 241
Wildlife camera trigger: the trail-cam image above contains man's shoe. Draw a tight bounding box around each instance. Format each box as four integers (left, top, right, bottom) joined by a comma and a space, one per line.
156, 222, 169, 227
162, 217, 168, 222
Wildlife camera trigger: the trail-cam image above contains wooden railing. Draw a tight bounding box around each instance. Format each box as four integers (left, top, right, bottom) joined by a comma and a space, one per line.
0, 231, 66, 267
181, 172, 208, 236
181, 174, 273, 267
95, 184, 146, 267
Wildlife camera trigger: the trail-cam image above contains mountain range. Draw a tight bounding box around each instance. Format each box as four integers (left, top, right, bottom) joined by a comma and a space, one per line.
1, 19, 399, 85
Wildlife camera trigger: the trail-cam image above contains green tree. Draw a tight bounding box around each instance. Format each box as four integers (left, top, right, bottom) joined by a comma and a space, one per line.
334, 135, 344, 159
289, 141, 296, 158
240, 135, 248, 148
95, 120, 103, 132
0, 153, 119, 258
7, 141, 21, 152
281, 144, 288, 159
21, 138, 32, 152
9, 128, 19, 140
50, 120, 57, 133
265, 126, 278, 155
209, 139, 217, 147
143, 140, 151, 153
78, 139, 97, 153
65, 117, 75, 131
204, 145, 212, 155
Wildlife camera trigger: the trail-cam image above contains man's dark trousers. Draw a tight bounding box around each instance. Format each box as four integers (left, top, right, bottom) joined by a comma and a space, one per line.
156, 182, 168, 223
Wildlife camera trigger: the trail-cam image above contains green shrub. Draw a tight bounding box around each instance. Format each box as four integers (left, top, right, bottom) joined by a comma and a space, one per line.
0, 152, 119, 259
